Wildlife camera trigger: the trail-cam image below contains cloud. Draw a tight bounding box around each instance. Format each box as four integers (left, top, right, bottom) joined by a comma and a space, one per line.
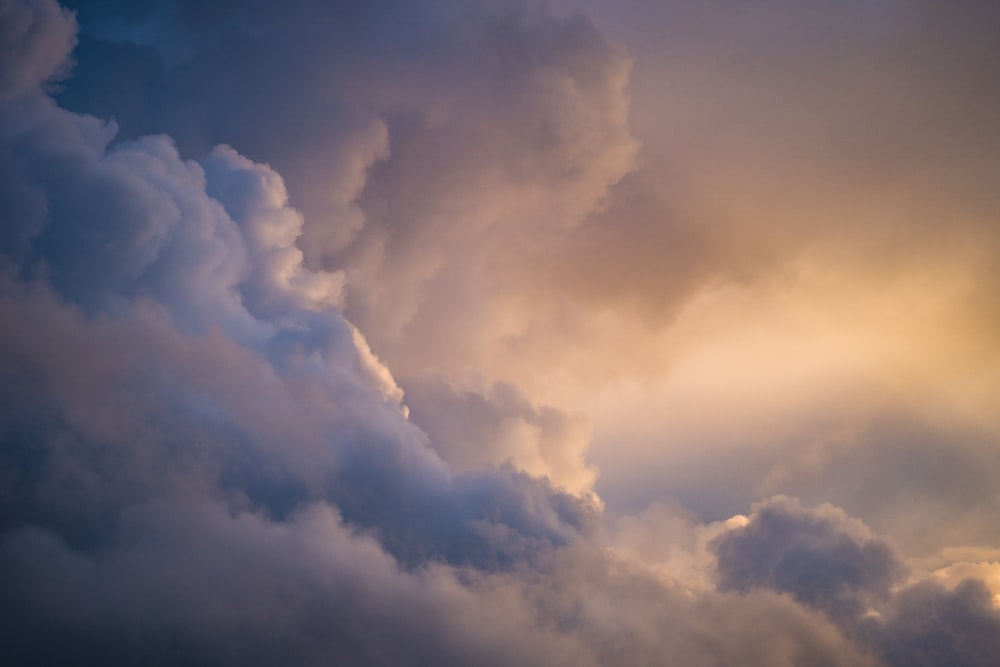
52, 1, 1000, 540
712, 496, 904, 621
202, 145, 346, 317
402, 373, 596, 494
0, 0, 595, 571
873, 579, 1000, 667
0, 500, 600, 667
47, 0, 649, 487
3, 1, 1000, 664
711, 496, 1000, 666
0, 267, 595, 566
0, 0, 75, 98
1, 496, 889, 667
56, 0, 639, 384
585, 266, 1000, 552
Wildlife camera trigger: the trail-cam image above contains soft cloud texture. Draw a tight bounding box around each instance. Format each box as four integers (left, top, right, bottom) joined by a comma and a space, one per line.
403, 374, 596, 495
568, 0, 1000, 530
0, 0, 74, 98
54, 0, 644, 490
2, 0, 1000, 665
711, 497, 1000, 667
0, 0, 595, 573
52, 0, 1000, 529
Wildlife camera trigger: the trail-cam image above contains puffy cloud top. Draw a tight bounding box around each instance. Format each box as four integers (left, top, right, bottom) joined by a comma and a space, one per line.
713, 496, 903, 621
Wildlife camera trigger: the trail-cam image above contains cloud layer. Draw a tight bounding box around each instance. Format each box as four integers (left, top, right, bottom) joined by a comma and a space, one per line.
1, 0, 999, 665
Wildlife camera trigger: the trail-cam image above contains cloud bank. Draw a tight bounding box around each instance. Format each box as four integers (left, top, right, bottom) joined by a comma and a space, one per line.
1, 0, 999, 665
52, 0, 1000, 531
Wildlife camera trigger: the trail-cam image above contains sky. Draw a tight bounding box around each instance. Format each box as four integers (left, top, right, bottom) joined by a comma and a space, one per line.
1, 0, 999, 664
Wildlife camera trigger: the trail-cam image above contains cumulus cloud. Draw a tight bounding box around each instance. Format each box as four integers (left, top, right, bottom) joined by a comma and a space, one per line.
873, 579, 1000, 667
202, 145, 346, 317
2, 495, 898, 667
0, 0, 595, 572
51, 1, 1000, 533
1, 499, 619, 667
711, 497, 1000, 666
712, 496, 904, 621
56, 0, 639, 387
46, 0, 648, 487
403, 373, 596, 494
3, 1, 1000, 665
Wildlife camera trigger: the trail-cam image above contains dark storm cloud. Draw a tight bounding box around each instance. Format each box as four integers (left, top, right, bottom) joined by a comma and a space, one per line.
873, 579, 1000, 667
712, 497, 1000, 666
0, 275, 593, 564
0, 496, 893, 667
0, 500, 604, 667
712, 496, 903, 621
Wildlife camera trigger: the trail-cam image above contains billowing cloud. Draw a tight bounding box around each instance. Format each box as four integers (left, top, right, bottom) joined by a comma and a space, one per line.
1, 501, 600, 667
51, 0, 1000, 531
56, 0, 640, 390
403, 373, 596, 494
874, 579, 1000, 667
0, 0, 595, 573
2, 0, 1000, 664
48, 0, 647, 487
713, 496, 904, 622
711, 497, 1000, 667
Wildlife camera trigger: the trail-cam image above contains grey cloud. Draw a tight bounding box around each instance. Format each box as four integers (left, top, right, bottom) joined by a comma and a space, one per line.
55, 0, 639, 391
202, 145, 345, 318
402, 373, 596, 494
0, 279, 902, 665
0, 272, 594, 567
872, 578, 1000, 667
0, 0, 75, 98
466, 544, 882, 667
0, 497, 883, 667
0, 500, 600, 667
711, 496, 1000, 666
55, 0, 1000, 369
712, 496, 903, 622
0, 6, 594, 571
0, 94, 257, 334
762, 417, 1000, 555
